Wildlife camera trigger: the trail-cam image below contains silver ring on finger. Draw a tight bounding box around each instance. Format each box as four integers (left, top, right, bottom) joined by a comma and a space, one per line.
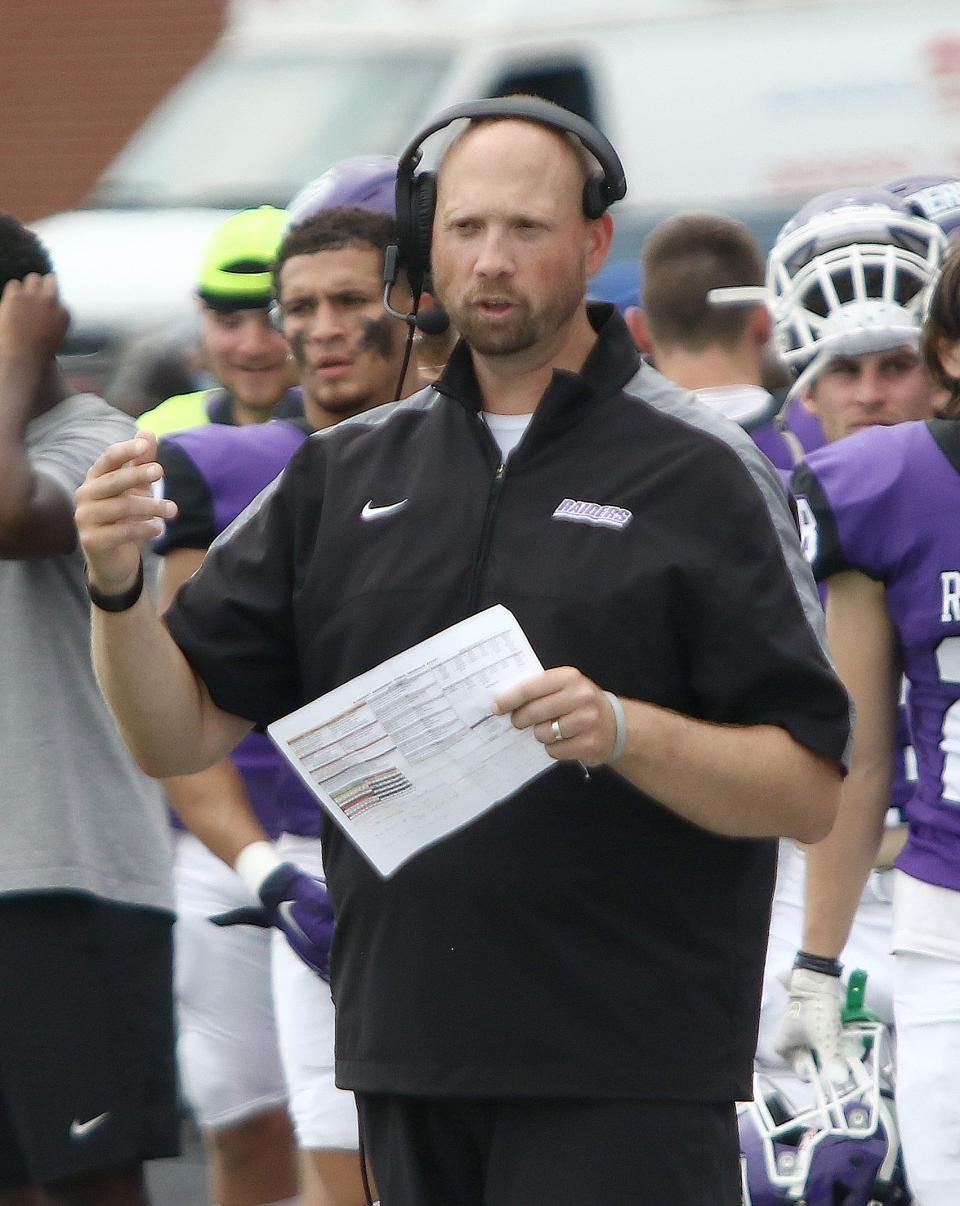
551, 719, 563, 743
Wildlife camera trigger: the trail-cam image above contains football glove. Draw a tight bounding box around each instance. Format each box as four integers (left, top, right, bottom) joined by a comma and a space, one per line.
211, 862, 334, 981
774, 966, 848, 1082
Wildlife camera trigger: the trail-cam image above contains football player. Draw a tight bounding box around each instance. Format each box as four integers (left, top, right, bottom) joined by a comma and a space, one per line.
138, 206, 300, 437
781, 237, 960, 1206
755, 189, 946, 1091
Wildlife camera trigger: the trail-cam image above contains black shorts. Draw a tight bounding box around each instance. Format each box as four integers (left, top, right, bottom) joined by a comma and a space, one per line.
355, 1093, 741, 1206
0, 893, 180, 1190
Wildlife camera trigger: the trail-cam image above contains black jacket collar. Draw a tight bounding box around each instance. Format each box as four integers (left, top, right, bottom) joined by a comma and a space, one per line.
433, 304, 641, 422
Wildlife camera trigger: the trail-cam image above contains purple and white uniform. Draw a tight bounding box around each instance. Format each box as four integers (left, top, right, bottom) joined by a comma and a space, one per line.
747, 397, 911, 812
793, 417, 960, 1204
744, 396, 904, 1075
794, 418, 960, 893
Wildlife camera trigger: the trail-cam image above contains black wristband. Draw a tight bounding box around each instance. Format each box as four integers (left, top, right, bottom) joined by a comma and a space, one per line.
86, 558, 144, 613
794, 949, 843, 977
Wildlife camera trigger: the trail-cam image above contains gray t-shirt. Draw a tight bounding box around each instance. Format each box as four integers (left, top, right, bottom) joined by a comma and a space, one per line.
0, 394, 173, 912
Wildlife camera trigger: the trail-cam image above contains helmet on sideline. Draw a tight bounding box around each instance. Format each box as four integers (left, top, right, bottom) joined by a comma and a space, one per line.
884, 173, 960, 241
286, 155, 398, 227
739, 1019, 909, 1204
766, 187, 946, 397
196, 205, 287, 312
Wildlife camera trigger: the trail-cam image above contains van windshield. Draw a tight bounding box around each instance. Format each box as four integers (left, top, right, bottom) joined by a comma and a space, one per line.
90, 52, 450, 209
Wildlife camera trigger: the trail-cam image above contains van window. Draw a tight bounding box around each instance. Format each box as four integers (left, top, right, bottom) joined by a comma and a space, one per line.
91, 52, 449, 209
486, 60, 596, 125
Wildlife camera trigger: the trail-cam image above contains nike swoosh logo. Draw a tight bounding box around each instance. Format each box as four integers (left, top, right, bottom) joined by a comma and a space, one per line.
361, 498, 408, 521
70, 1112, 110, 1139
278, 900, 312, 947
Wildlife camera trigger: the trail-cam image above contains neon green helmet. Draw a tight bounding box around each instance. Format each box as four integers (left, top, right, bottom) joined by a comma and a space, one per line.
197, 205, 287, 311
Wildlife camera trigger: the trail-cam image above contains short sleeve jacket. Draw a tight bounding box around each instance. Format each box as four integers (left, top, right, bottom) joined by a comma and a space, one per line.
166, 309, 850, 1103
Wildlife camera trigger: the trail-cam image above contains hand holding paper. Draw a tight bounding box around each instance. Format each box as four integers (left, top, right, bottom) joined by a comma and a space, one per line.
493, 666, 621, 767
268, 606, 555, 877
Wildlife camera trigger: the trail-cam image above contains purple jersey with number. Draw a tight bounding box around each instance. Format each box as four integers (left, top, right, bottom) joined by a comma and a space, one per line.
157, 418, 322, 838
793, 418, 960, 891
747, 402, 913, 817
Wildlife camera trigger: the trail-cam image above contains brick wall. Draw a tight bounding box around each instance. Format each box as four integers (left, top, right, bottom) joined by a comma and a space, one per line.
0, 0, 227, 221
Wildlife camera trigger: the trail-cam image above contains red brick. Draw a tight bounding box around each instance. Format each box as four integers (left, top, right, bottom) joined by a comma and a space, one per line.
0, 0, 226, 219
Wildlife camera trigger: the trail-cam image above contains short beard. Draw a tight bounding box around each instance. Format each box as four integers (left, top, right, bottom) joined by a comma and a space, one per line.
452, 307, 540, 357
440, 270, 586, 359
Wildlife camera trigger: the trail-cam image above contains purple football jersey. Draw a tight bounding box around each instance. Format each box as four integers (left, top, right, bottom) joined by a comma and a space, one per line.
756, 404, 912, 818
794, 419, 960, 891
750, 396, 826, 477
783, 399, 827, 457
157, 418, 322, 838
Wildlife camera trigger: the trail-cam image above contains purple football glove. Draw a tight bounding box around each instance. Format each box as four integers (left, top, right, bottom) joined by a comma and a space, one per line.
210, 862, 335, 981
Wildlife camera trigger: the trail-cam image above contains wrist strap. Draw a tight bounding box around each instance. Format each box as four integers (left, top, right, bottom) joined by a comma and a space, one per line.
603, 691, 626, 763
794, 949, 843, 977
86, 557, 144, 613
234, 840, 283, 899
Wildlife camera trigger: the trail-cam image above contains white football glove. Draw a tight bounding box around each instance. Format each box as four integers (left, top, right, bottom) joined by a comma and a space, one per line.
774, 966, 848, 1083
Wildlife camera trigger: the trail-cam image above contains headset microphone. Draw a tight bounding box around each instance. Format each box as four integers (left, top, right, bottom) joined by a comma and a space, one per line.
411, 306, 450, 335
382, 245, 450, 333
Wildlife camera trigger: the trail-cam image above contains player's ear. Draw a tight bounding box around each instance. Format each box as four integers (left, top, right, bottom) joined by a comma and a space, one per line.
937, 334, 960, 383
749, 304, 772, 348
585, 212, 614, 277
625, 306, 654, 356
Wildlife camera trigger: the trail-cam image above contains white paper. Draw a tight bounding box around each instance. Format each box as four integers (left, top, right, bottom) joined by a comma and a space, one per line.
267, 605, 554, 877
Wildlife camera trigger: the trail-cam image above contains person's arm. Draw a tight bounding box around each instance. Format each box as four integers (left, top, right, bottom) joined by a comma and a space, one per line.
802, 570, 899, 958
75, 433, 252, 776
494, 668, 840, 843
875, 823, 908, 869
0, 274, 74, 558
770, 569, 899, 1080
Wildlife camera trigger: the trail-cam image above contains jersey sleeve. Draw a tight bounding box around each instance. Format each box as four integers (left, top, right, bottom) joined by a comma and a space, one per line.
162, 439, 317, 727
154, 438, 216, 554
684, 460, 851, 768
790, 458, 848, 581
791, 426, 911, 584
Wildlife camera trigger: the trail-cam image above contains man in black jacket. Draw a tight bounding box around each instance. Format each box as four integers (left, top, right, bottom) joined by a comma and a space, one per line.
75, 110, 849, 1206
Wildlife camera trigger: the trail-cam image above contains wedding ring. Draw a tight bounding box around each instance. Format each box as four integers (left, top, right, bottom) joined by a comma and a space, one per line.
551, 719, 563, 743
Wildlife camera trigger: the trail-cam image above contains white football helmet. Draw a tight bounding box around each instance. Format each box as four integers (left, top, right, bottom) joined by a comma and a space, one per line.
739, 1018, 909, 1205
884, 174, 960, 241
766, 187, 946, 398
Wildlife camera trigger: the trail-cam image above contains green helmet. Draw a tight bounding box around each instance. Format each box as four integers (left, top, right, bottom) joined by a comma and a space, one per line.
197, 205, 286, 311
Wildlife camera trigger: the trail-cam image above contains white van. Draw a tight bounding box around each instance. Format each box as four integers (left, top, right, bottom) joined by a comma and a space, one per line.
34, 0, 960, 386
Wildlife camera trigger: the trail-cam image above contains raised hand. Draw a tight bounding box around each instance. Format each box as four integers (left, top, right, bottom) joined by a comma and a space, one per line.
75, 433, 177, 594
0, 274, 69, 364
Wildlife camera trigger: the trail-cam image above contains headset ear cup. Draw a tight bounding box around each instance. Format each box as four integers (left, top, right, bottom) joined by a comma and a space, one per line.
582, 173, 607, 221
411, 173, 437, 295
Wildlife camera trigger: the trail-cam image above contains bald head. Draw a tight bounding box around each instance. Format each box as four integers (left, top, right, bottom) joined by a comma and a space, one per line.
437, 118, 593, 220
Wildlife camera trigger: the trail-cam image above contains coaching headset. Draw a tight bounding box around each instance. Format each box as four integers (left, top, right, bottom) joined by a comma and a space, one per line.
382, 95, 628, 333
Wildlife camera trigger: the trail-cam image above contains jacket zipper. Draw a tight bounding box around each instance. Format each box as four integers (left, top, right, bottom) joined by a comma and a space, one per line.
466, 413, 507, 613
464, 410, 591, 783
